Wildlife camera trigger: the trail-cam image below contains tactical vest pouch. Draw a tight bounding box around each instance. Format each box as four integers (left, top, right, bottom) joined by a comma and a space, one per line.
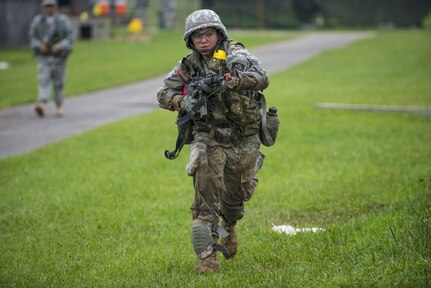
258, 92, 279, 147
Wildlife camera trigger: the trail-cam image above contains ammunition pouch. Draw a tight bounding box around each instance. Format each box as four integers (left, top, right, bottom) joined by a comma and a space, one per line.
215, 128, 233, 144
194, 122, 233, 144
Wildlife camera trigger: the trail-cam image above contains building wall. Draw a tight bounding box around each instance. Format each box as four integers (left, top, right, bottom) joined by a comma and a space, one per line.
0, 0, 40, 49
0, 0, 89, 49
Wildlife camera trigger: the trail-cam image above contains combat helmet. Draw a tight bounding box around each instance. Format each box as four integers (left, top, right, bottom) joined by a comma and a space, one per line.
184, 9, 228, 49
42, 0, 57, 6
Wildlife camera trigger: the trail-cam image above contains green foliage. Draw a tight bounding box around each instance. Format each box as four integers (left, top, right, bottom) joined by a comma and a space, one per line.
203, 0, 299, 29
423, 10, 431, 29
316, 0, 431, 27
206, 0, 431, 28
1, 30, 431, 286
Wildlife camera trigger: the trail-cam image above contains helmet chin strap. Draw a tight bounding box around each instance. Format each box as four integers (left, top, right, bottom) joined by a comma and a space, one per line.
200, 50, 213, 56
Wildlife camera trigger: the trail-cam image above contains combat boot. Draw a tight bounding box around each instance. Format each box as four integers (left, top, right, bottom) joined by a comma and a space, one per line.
34, 103, 45, 117
55, 106, 64, 117
195, 251, 221, 274
220, 219, 238, 259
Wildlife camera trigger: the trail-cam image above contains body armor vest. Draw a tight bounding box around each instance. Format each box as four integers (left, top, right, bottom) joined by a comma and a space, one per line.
183, 40, 261, 137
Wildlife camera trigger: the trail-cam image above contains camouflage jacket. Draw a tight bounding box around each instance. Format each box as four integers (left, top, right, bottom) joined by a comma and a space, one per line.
29, 13, 74, 57
157, 39, 269, 138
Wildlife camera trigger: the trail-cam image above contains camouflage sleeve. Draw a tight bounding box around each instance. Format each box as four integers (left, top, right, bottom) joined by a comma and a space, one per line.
226, 43, 269, 91
29, 15, 42, 50
157, 60, 186, 111
56, 15, 74, 51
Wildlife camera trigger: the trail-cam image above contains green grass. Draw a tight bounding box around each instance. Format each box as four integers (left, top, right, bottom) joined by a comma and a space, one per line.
0, 30, 299, 109
1, 30, 431, 287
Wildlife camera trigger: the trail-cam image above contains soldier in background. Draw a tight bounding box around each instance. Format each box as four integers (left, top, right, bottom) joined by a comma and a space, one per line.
29, 0, 74, 117
157, 9, 270, 273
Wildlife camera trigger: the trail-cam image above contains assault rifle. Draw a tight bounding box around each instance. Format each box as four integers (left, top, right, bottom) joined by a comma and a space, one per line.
177, 74, 225, 125
164, 73, 228, 160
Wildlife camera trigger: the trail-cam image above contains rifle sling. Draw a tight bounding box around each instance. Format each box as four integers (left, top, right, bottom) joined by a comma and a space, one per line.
164, 97, 207, 159
164, 120, 191, 160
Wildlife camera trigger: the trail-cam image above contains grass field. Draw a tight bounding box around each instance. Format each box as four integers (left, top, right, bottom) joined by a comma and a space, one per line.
1, 30, 430, 287
0, 30, 299, 109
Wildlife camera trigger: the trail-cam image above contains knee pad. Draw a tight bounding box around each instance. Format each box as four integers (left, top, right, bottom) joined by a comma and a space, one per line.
190, 220, 214, 259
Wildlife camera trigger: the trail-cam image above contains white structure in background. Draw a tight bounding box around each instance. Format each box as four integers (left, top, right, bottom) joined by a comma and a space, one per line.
272, 224, 325, 236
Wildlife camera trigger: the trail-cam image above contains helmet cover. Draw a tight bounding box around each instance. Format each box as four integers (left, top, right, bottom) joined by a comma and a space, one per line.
184, 9, 228, 49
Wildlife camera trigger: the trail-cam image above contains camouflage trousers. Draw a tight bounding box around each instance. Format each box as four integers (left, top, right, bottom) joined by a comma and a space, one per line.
36, 55, 67, 106
187, 131, 265, 230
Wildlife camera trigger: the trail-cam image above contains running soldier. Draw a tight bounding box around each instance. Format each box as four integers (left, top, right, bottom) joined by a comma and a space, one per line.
157, 9, 271, 273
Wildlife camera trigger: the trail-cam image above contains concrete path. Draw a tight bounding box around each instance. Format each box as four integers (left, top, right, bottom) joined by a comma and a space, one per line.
0, 32, 373, 158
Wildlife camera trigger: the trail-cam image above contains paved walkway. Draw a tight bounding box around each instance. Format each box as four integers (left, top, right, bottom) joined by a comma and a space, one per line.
0, 32, 373, 158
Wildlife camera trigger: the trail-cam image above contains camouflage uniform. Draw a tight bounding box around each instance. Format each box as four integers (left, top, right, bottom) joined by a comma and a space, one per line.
29, 0, 73, 111
157, 9, 269, 272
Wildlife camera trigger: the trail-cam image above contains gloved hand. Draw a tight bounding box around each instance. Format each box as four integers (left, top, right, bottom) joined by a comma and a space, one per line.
179, 95, 197, 112
225, 76, 241, 90
171, 95, 183, 112
51, 44, 60, 54
39, 42, 48, 53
